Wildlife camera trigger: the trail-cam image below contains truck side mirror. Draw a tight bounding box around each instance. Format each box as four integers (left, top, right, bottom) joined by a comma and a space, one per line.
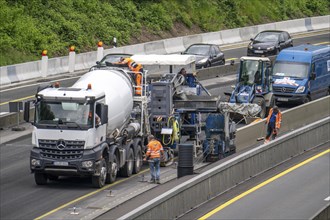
24, 101, 30, 122
310, 72, 316, 80
100, 104, 108, 124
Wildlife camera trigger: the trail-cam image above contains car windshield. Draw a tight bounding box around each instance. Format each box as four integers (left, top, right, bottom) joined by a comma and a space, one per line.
35, 101, 93, 129
100, 54, 129, 65
272, 61, 309, 78
254, 32, 280, 42
185, 45, 210, 56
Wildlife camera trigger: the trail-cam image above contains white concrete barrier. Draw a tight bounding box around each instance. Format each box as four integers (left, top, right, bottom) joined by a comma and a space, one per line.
47, 56, 68, 76
164, 37, 185, 54
144, 40, 167, 54
239, 26, 259, 41
257, 23, 277, 33
220, 28, 242, 44
75, 51, 97, 71
276, 18, 308, 34
201, 31, 223, 45
16, 61, 41, 81
182, 34, 203, 48
311, 15, 330, 30
1, 15, 328, 86
0, 66, 11, 85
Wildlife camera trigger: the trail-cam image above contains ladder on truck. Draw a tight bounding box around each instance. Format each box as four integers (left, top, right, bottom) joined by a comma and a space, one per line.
133, 70, 151, 137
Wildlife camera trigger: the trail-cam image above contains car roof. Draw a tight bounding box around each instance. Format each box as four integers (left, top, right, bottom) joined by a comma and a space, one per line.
188, 43, 216, 47
259, 30, 288, 34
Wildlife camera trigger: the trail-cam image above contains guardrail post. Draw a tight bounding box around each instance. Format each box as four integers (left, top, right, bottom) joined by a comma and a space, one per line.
41, 50, 48, 78
97, 41, 104, 62
9, 101, 25, 131
68, 46, 76, 73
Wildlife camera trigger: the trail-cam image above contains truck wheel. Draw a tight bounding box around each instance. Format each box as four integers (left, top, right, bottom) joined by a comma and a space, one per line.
92, 158, 107, 188
133, 145, 142, 174
35, 173, 48, 185
120, 148, 134, 177
253, 97, 266, 118
106, 154, 118, 183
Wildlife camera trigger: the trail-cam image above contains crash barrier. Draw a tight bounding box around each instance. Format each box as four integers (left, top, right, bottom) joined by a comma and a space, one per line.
310, 203, 330, 220
119, 116, 330, 220
236, 95, 330, 151
1, 15, 328, 86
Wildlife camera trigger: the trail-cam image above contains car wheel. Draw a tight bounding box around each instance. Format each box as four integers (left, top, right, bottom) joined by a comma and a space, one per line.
302, 96, 311, 104
221, 59, 225, 65
35, 173, 48, 185
205, 62, 211, 68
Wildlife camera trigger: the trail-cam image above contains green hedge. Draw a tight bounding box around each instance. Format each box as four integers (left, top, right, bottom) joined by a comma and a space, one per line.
0, 0, 329, 66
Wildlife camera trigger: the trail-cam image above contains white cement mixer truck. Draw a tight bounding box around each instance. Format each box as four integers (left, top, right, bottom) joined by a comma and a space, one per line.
24, 67, 150, 188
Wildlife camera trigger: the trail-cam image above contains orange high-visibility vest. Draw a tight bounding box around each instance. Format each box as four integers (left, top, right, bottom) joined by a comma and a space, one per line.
146, 140, 164, 159
266, 108, 282, 129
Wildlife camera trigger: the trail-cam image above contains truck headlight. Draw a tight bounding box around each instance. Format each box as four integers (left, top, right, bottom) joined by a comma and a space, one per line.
197, 58, 208, 64
82, 160, 93, 168
296, 86, 305, 93
248, 44, 253, 49
267, 46, 275, 51
31, 159, 41, 166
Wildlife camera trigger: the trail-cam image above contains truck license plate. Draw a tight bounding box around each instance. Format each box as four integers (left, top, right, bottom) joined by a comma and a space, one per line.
54, 161, 69, 166
278, 98, 288, 102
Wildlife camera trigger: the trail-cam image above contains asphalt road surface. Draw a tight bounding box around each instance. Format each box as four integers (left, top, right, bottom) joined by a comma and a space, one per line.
179, 144, 330, 220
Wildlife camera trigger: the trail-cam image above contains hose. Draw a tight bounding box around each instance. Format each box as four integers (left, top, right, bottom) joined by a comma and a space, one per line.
162, 116, 180, 145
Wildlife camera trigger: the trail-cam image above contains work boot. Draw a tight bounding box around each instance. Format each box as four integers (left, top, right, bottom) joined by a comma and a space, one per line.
148, 179, 155, 183
156, 179, 161, 184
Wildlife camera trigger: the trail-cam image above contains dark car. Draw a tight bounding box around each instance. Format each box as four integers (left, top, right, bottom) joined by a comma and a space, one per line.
89, 53, 132, 71
182, 43, 225, 69
247, 30, 293, 56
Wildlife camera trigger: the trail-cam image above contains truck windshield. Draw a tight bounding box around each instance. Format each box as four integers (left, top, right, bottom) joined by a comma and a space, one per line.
35, 101, 93, 129
239, 60, 261, 85
273, 62, 309, 78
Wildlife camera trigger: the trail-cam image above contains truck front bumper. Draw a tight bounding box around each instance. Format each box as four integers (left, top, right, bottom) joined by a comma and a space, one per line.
274, 94, 306, 103
30, 145, 103, 177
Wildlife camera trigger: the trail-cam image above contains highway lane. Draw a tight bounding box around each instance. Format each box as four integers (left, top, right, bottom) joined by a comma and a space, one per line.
179, 144, 330, 220
0, 135, 95, 219
0, 32, 329, 113
0, 81, 241, 220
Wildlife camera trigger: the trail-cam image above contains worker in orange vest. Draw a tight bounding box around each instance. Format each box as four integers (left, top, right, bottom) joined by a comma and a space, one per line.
119, 57, 143, 95
264, 106, 282, 144
144, 135, 164, 184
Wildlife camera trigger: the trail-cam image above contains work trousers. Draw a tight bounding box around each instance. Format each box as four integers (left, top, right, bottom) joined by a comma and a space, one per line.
149, 158, 160, 180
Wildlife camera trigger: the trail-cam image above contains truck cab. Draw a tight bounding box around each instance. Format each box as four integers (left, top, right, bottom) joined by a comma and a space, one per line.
272, 44, 330, 104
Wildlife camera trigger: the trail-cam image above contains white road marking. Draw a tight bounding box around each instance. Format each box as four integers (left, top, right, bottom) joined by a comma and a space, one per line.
325, 196, 330, 201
